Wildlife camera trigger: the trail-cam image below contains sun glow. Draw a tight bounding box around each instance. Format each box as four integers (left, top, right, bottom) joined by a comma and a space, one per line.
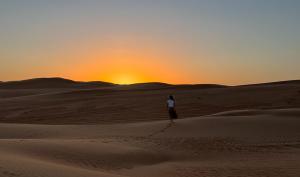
62, 36, 191, 84
100, 67, 153, 85
114, 75, 134, 85
68, 53, 189, 85
109, 74, 137, 85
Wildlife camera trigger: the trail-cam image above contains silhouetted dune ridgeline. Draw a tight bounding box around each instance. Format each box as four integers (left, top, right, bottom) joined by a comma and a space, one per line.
0, 77, 115, 89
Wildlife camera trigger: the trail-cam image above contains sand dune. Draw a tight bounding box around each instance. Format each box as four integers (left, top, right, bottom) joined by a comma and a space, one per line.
0, 109, 299, 177
0, 79, 299, 176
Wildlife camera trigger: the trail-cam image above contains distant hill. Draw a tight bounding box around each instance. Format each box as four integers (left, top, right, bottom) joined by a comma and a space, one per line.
119, 82, 172, 90
174, 84, 227, 89
116, 82, 227, 91
0, 78, 227, 90
240, 80, 300, 87
0, 77, 115, 89
0, 77, 299, 90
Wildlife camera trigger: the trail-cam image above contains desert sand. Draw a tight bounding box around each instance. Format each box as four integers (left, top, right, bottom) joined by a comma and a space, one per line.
0, 78, 299, 177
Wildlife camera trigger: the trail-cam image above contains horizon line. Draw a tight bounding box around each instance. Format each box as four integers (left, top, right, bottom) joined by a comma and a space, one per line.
0, 76, 299, 87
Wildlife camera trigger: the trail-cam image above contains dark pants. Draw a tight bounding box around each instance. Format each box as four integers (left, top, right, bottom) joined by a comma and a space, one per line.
168, 108, 178, 119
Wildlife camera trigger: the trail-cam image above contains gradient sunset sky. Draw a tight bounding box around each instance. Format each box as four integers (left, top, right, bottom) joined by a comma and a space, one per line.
1, 0, 299, 85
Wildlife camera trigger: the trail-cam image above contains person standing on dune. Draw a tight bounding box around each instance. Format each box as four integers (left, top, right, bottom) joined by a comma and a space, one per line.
167, 95, 178, 123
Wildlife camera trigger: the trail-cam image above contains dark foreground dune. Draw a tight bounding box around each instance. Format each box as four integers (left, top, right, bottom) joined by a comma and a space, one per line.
0, 79, 299, 177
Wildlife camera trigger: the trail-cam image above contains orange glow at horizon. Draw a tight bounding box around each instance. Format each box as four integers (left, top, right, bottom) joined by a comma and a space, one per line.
92, 56, 182, 84
63, 37, 193, 84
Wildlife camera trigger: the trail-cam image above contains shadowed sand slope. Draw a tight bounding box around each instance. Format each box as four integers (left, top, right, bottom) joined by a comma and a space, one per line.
0, 80, 299, 124
0, 109, 299, 177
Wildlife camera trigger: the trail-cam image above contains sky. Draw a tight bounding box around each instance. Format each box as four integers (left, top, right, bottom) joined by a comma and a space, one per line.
0, 0, 299, 85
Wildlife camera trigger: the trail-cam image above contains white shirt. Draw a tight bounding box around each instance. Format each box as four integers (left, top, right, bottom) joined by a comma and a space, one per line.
167, 99, 175, 108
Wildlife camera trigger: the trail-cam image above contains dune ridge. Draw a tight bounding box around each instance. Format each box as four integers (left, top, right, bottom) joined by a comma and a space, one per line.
0, 77, 115, 89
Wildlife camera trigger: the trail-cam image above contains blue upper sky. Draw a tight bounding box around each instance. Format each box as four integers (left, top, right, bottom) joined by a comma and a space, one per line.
0, 0, 299, 84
